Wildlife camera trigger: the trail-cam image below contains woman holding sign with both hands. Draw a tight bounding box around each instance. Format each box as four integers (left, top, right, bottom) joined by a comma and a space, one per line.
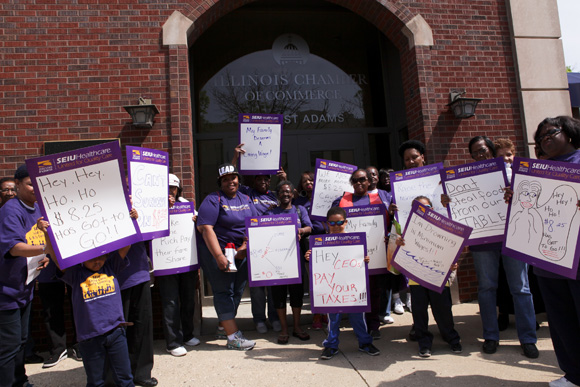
443, 136, 538, 358
505, 116, 580, 387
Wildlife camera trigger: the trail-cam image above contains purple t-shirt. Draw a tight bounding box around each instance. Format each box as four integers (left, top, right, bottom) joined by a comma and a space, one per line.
535, 149, 580, 279
117, 241, 150, 290
197, 190, 258, 249
239, 185, 277, 215
266, 205, 313, 229
0, 199, 44, 310
300, 199, 327, 235
61, 253, 127, 341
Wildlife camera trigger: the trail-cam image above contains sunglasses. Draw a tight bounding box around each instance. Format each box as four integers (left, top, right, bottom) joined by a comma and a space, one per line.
328, 220, 346, 226
352, 177, 367, 184
537, 128, 562, 143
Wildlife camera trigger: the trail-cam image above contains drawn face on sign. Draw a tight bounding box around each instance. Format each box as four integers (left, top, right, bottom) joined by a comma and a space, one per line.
516, 181, 541, 209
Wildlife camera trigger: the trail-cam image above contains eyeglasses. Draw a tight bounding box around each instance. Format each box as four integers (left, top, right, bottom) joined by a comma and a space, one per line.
0, 188, 16, 193
351, 177, 367, 184
328, 220, 346, 226
470, 147, 489, 158
537, 128, 562, 143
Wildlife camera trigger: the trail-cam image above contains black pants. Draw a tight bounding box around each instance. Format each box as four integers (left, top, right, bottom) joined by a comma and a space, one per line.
410, 285, 460, 350
365, 274, 382, 332
38, 282, 75, 355
121, 281, 154, 381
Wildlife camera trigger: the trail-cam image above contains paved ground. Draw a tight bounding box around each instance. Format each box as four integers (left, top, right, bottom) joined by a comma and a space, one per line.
26, 301, 561, 386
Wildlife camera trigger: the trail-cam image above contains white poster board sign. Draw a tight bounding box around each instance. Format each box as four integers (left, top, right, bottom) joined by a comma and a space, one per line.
310, 159, 357, 221
238, 114, 283, 174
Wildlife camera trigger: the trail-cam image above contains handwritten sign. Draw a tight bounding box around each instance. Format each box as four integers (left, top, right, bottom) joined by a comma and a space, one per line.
310, 159, 357, 221
390, 163, 446, 228
246, 214, 301, 286
127, 146, 169, 241
441, 158, 509, 245
344, 205, 389, 274
392, 200, 472, 292
238, 113, 283, 174
503, 157, 580, 278
150, 202, 199, 276
26, 141, 141, 269
309, 232, 369, 313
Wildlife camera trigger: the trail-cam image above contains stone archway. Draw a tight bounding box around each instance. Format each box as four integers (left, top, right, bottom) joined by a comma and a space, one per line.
161, 0, 435, 199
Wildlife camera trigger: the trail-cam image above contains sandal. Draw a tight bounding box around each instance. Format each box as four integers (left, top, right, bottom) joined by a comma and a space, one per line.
292, 330, 310, 341
277, 334, 289, 345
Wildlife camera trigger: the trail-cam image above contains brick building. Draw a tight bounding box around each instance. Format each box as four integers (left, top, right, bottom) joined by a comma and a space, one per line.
0, 0, 572, 344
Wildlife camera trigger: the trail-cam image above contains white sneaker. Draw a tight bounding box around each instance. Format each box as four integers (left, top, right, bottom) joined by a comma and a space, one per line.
227, 331, 255, 351
393, 298, 405, 315
256, 322, 268, 334
271, 320, 282, 332
166, 346, 187, 357
184, 337, 200, 347
406, 296, 412, 312
549, 377, 579, 387
383, 315, 394, 324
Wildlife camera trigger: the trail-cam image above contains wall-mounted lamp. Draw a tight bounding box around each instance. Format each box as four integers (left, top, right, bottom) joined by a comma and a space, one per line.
447, 90, 482, 119
123, 97, 160, 128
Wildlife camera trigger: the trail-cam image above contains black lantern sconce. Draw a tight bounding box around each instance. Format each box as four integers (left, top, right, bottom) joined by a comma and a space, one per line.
447, 90, 482, 119
123, 97, 160, 128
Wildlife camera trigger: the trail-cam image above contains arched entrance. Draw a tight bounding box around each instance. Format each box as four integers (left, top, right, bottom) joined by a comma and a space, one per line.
190, 0, 410, 199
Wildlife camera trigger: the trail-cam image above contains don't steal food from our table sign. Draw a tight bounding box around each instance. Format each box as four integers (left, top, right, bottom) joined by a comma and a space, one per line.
150, 202, 199, 276
441, 157, 509, 245
26, 141, 141, 269
390, 163, 446, 228
127, 146, 169, 241
392, 200, 472, 293
310, 159, 357, 222
246, 214, 302, 287
309, 232, 369, 314
503, 157, 580, 279
238, 113, 283, 175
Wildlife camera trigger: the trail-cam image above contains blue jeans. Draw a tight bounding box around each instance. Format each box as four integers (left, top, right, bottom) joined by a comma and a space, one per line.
199, 242, 248, 321
249, 286, 279, 324
323, 313, 372, 349
0, 303, 31, 387
79, 327, 133, 387
472, 249, 536, 343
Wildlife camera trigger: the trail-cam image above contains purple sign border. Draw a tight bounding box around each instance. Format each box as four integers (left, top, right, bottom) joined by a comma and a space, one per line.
245, 214, 302, 287
309, 232, 370, 314
440, 157, 508, 245
126, 145, 170, 241
502, 156, 580, 279
25, 141, 142, 269
390, 163, 444, 225
237, 113, 283, 175
151, 201, 200, 276
392, 200, 472, 293
309, 158, 358, 222
344, 204, 389, 275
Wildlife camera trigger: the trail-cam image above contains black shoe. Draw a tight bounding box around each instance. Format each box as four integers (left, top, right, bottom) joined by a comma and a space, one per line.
450, 343, 463, 353
498, 313, 509, 331
24, 353, 44, 364
42, 349, 67, 368
359, 343, 380, 356
69, 344, 82, 361
408, 327, 417, 342
522, 343, 539, 359
370, 330, 381, 340
482, 339, 499, 354
320, 347, 339, 360
134, 377, 159, 387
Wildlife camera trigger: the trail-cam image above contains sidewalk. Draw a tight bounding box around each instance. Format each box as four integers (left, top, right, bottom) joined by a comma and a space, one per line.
26, 301, 560, 386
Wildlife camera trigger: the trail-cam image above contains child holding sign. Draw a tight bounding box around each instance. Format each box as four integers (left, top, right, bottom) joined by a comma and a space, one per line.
395, 196, 462, 358
305, 207, 380, 360
41, 210, 138, 387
